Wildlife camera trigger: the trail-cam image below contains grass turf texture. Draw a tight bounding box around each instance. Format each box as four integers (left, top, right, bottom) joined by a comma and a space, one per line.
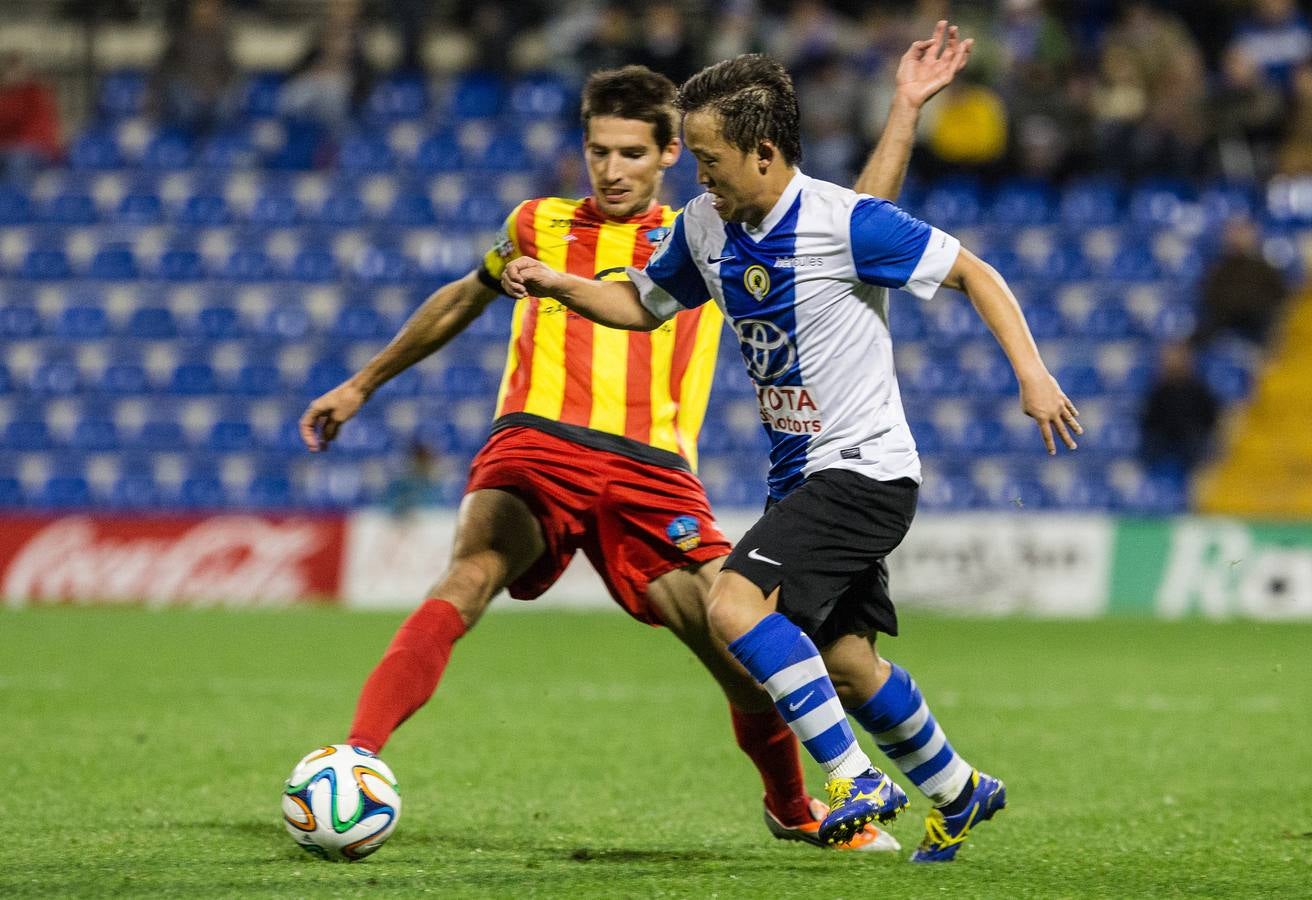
2, 608, 1309, 898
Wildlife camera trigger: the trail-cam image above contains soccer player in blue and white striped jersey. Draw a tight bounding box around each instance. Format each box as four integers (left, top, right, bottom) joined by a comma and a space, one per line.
503, 53, 1081, 862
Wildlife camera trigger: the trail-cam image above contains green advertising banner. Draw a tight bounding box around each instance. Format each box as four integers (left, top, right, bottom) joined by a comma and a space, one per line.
1112, 518, 1312, 620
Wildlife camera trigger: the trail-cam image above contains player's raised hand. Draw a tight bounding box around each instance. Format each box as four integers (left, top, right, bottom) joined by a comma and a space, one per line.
502, 257, 564, 300
1020, 371, 1082, 455
299, 380, 368, 452
895, 19, 974, 109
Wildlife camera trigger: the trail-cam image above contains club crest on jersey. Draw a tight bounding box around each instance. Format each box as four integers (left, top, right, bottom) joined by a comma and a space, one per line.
666, 515, 702, 552
744, 265, 771, 301
646, 226, 671, 244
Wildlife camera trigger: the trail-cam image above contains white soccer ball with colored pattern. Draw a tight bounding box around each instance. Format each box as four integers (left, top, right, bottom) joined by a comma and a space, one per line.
282, 744, 401, 861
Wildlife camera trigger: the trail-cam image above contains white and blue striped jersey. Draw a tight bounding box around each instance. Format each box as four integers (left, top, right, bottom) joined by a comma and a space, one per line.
628, 170, 960, 500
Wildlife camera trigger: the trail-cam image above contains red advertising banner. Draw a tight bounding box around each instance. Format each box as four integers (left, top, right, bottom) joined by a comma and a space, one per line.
0, 515, 346, 607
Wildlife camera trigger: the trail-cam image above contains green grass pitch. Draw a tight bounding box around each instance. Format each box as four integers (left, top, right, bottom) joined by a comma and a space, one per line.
2, 607, 1309, 898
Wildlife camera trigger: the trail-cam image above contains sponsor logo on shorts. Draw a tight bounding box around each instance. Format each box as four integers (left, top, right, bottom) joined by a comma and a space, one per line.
666, 515, 702, 552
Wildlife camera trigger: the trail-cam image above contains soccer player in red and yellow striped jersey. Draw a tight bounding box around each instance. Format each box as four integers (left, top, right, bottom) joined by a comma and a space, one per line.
300, 23, 970, 850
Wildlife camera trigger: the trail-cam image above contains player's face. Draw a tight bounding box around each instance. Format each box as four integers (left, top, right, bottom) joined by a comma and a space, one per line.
584, 116, 680, 219
683, 109, 768, 225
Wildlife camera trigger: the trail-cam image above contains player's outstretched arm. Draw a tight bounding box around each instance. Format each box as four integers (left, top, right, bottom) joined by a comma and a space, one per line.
941, 248, 1083, 455
855, 20, 973, 200
501, 257, 663, 331
299, 271, 498, 451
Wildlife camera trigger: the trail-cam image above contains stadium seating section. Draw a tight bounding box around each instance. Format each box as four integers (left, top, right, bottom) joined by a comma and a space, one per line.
0, 70, 1290, 513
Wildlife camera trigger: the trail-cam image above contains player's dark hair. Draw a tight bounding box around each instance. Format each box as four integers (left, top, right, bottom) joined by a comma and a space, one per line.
581, 66, 680, 150
676, 54, 802, 165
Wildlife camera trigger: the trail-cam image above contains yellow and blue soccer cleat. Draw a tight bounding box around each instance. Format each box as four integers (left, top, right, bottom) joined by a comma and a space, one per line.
910, 770, 1007, 863
817, 768, 909, 845
765, 797, 901, 853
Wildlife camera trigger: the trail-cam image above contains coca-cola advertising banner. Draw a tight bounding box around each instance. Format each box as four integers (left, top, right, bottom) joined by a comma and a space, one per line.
0, 515, 346, 607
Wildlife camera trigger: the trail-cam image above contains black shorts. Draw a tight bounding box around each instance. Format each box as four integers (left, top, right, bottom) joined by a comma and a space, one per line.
723, 469, 918, 647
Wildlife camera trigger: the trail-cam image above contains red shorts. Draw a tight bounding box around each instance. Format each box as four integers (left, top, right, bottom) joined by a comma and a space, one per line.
464, 426, 731, 625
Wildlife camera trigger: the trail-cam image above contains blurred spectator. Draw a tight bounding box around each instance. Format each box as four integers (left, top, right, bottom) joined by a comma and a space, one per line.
763, 0, 844, 71
631, 2, 699, 84
920, 76, 1008, 177
1277, 62, 1312, 174
0, 51, 61, 176
1227, 0, 1312, 92
151, 0, 236, 132
1140, 341, 1221, 477
795, 51, 863, 183
1211, 46, 1286, 182
1091, 1, 1206, 177
279, 0, 372, 126
574, 3, 636, 76
1191, 216, 1289, 349
383, 441, 440, 518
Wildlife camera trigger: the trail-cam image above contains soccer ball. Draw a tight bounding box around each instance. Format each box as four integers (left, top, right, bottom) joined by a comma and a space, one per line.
281, 744, 401, 861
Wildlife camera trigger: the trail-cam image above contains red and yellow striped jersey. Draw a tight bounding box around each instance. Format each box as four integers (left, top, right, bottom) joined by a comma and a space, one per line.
480, 196, 722, 471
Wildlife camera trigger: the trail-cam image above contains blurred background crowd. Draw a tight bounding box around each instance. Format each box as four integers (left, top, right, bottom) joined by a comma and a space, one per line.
1, 0, 1310, 515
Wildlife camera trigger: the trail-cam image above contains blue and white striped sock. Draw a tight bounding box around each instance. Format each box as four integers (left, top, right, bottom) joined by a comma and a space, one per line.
729, 613, 872, 780
852, 663, 972, 806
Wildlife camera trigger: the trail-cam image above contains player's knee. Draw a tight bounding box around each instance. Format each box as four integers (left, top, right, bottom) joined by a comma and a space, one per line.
432, 555, 506, 622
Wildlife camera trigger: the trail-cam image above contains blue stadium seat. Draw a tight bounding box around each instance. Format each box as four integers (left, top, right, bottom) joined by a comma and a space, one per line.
116, 191, 165, 225
247, 470, 293, 508
302, 359, 352, 396
198, 130, 258, 169
388, 193, 438, 226
918, 472, 981, 510
0, 303, 41, 338
338, 134, 395, 174
1201, 357, 1252, 404
4, 418, 54, 450
317, 193, 367, 227
332, 305, 388, 340
0, 476, 23, 507
70, 417, 121, 452
157, 248, 206, 280
100, 362, 149, 394
57, 305, 110, 339
44, 191, 98, 225
333, 417, 392, 455
235, 363, 281, 395
21, 248, 72, 280
1129, 178, 1194, 227
414, 419, 459, 454
140, 129, 193, 170
921, 177, 983, 227
222, 248, 278, 281
98, 70, 148, 119
210, 419, 254, 451
89, 246, 139, 280
290, 248, 338, 281
38, 475, 92, 509
0, 363, 10, 393
508, 72, 571, 119
1054, 363, 1104, 397
197, 304, 243, 339
110, 472, 162, 507
249, 191, 299, 227
68, 129, 123, 170
888, 304, 926, 340
241, 72, 285, 117
413, 133, 464, 173
0, 185, 33, 224
264, 305, 312, 340
30, 360, 81, 395
126, 307, 178, 339
138, 419, 187, 450
450, 71, 503, 119
169, 362, 218, 395
441, 364, 494, 398
476, 133, 530, 172
1059, 177, 1123, 227
353, 247, 414, 283
180, 472, 228, 508
365, 76, 429, 121
177, 193, 230, 226
456, 194, 506, 229
989, 180, 1057, 226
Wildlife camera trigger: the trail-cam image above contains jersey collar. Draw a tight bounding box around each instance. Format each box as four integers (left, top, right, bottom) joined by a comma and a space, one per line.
742, 168, 807, 242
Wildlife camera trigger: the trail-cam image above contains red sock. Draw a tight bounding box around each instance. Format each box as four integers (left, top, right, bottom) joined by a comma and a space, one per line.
730, 705, 811, 826
347, 598, 468, 753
